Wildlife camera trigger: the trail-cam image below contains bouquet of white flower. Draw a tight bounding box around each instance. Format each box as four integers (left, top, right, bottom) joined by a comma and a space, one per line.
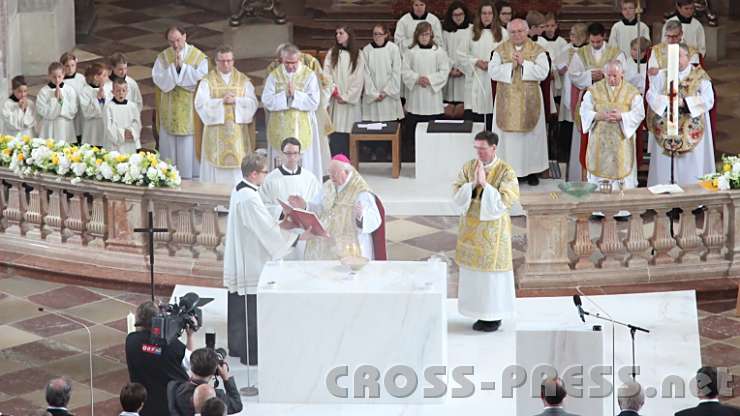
699, 154, 740, 191
0, 135, 181, 188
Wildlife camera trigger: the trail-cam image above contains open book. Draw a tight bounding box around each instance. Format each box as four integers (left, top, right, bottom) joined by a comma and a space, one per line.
278, 199, 330, 238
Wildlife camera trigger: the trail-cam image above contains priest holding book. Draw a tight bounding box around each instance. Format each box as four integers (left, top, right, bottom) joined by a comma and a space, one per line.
290, 155, 385, 261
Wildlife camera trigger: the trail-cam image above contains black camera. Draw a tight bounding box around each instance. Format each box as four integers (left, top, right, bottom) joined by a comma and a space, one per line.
150, 292, 203, 346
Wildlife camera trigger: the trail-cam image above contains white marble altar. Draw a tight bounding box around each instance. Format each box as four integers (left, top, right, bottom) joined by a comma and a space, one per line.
415, 122, 485, 186
515, 327, 606, 416
170, 286, 703, 416
256, 260, 448, 404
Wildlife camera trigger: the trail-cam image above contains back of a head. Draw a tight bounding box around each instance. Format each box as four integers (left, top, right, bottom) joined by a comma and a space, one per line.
696, 366, 719, 399
193, 383, 217, 413
200, 397, 226, 416
120, 382, 148, 413
46, 377, 72, 408
540, 377, 567, 407
135, 301, 158, 330
618, 381, 645, 411
526, 11, 545, 28
190, 348, 219, 378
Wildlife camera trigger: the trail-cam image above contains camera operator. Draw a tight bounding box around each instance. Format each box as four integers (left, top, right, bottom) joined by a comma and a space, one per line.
126, 301, 194, 416
169, 348, 243, 415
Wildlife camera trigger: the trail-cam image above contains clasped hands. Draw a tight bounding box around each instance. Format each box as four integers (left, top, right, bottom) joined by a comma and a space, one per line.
595, 109, 622, 123
473, 160, 488, 188
417, 76, 431, 88
512, 52, 525, 66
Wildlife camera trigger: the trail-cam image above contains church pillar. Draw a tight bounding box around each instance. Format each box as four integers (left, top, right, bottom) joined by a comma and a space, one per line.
16, 0, 75, 76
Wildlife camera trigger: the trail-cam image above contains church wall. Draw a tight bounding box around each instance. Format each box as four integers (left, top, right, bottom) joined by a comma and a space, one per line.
17, 0, 75, 76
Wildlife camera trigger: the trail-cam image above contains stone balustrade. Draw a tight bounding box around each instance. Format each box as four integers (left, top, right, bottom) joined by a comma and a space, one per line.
0, 168, 231, 290
520, 185, 740, 289
2, 167, 739, 294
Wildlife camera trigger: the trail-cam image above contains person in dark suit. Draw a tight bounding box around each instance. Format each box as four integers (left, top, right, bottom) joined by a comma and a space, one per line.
533, 377, 581, 416
675, 366, 740, 416
45, 377, 74, 416
617, 381, 645, 416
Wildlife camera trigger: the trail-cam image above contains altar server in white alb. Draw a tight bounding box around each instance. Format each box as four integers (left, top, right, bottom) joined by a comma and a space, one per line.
488, 18, 550, 186
662, 0, 706, 56
441, 2, 472, 107
453, 131, 519, 332
324, 25, 365, 156
37, 62, 79, 143
394, 0, 444, 51
1, 76, 36, 137
608, 0, 651, 57
152, 26, 208, 179
262, 43, 324, 180
60, 52, 86, 143
223, 153, 318, 365
79, 63, 109, 147
362, 24, 404, 123
259, 137, 322, 259
461, 1, 508, 131
401, 22, 450, 162
646, 43, 714, 186
195, 45, 258, 185
104, 52, 144, 113
103, 78, 142, 154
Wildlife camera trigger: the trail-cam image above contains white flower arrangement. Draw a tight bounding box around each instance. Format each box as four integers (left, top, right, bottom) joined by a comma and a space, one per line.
700, 155, 740, 191
0, 135, 181, 188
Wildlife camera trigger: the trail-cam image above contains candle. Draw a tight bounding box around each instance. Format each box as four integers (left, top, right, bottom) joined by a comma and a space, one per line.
127, 311, 136, 333
666, 44, 680, 137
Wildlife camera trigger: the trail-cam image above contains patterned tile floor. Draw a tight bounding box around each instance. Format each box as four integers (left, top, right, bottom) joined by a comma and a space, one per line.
2, 1, 740, 413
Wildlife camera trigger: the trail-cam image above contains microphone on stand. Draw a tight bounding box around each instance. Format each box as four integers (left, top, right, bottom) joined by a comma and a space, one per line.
572, 294, 586, 323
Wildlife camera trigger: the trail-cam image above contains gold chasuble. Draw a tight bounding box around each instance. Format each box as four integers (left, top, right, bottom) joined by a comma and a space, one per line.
648, 66, 711, 154
199, 70, 253, 168
494, 39, 545, 132
266, 64, 315, 151
573, 45, 622, 126
585, 80, 641, 179
454, 159, 519, 273
304, 169, 371, 260
156, 46, 207, 135
651, 43, 700, 70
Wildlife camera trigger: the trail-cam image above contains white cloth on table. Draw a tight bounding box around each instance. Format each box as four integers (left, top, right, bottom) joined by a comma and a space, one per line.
223, 180, 297, 295
324, 49, 365, 133
646, 67, 714, 186
36, 84, 78, 143
361, 41, 404, 121
401, 45, 450, 115
461, 28, 508, 114
103, 99, 141, 154
1, 97, 36, 137
488, 47, 549, 177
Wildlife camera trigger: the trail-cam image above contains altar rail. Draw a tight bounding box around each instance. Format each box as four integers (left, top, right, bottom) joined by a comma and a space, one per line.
0, 168, 231, 290
519, 185, 740, 289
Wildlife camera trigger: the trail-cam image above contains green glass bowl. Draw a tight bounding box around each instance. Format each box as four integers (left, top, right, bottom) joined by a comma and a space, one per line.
558, 182, 597, 198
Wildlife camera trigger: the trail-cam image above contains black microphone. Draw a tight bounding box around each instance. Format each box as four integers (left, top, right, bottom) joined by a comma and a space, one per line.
572, 295, 585, 323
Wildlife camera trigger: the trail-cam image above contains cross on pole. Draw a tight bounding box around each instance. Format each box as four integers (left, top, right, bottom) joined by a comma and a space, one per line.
134, 211, 169, 302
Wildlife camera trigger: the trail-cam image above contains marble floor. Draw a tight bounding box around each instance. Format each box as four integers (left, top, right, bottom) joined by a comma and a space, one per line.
0, 272, 737, 415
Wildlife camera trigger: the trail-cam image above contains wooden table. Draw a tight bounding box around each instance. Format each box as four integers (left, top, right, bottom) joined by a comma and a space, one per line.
349, 122, 401, 179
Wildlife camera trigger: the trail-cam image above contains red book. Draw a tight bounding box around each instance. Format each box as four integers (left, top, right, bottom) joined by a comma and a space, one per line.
278, 199, 329, 238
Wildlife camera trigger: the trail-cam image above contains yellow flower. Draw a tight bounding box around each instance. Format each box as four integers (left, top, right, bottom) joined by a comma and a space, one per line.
70, 153, 82, 163
22, 135, 30, 144
51, 153, 60, 165
116, 154, 128, 163
17, 153, 24, 161
2, 148, 10, 157
723, 163, 731, 173
147, 155, 158, 166
712, 178, 719, 188
96, 159, 103, 166
46, 138, 55, 148
168, 170, 178, 179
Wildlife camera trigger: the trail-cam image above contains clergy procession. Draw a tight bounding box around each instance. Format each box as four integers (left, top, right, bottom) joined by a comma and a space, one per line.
2, 0, 739, 414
